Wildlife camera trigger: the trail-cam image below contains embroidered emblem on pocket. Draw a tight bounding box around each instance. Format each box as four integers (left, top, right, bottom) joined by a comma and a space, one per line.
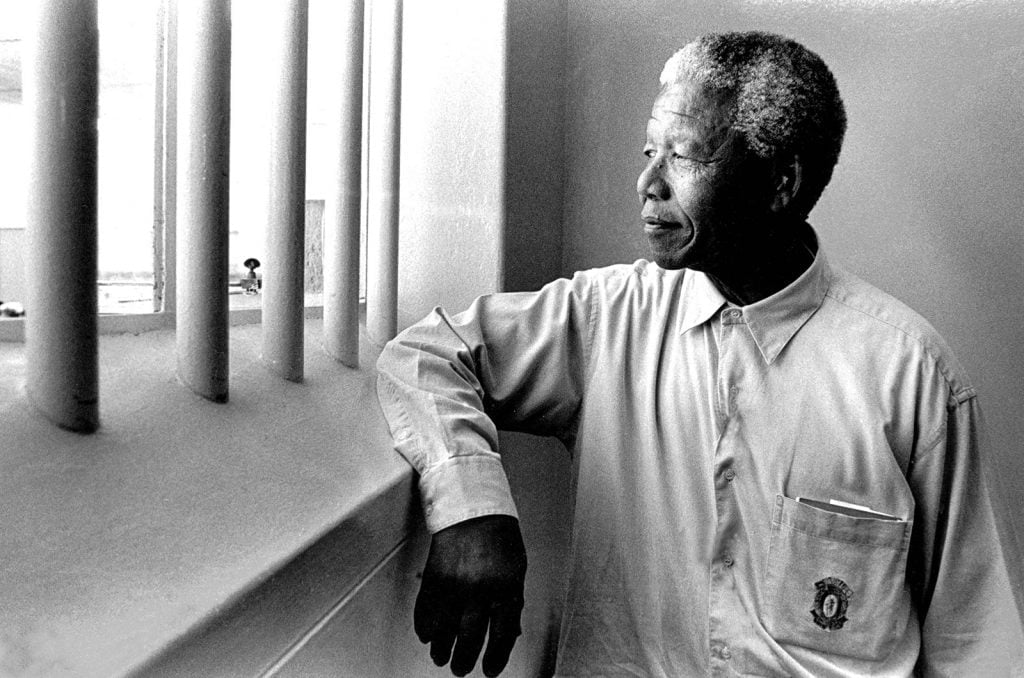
811, 577, 852, 630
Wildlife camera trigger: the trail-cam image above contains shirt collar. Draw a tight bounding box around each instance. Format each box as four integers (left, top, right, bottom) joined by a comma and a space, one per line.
679, 269, 727, 335
679, 232, 833, 365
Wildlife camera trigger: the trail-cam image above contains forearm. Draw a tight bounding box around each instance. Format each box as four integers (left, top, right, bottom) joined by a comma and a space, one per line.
377, 310, 516, 532
376, 277, 591, 531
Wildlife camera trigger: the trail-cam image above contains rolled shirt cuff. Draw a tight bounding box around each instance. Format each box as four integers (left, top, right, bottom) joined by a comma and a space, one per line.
418, 452, 519, 533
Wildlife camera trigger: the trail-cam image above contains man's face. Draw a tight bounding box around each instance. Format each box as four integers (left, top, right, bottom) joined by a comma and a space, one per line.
637, 79, 773, 272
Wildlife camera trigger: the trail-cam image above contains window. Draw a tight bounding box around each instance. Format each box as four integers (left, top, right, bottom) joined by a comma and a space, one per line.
0, 0, 371, 335
3, 0, 398, 425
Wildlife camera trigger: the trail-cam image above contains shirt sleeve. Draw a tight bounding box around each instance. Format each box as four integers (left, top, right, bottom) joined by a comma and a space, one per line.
376, 273, 593, 533
908, 393, 1024, 676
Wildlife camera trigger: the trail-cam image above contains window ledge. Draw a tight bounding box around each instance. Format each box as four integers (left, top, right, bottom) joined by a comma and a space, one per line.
0, 319, 416, 677
0, 305, 330, 343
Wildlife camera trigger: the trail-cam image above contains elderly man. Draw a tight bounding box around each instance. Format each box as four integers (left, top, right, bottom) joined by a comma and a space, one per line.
377, 31, 1022, 677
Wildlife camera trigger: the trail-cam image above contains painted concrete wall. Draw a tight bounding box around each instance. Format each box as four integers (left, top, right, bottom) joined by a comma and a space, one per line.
502, 0, 567, 293
397, 0, 508, 326
0, 321, 414, 677
397, 0, 568, 327
560, 0, 1024, 592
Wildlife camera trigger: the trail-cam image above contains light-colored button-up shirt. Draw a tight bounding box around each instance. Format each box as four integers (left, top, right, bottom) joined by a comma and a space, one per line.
376, 242, 1023, 677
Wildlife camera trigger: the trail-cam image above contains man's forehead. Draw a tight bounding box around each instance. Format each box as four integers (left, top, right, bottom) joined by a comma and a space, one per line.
650, 80, 732, 124
647, 80, 734, 147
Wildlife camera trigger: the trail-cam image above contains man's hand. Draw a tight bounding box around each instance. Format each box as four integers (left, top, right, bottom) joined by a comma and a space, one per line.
415, 515, 527, 677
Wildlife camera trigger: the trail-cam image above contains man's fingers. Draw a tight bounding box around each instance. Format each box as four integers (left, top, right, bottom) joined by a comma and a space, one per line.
430, 629, 457, 668
481, 596, 524, 677
413, 580, 443, 644
415, 580, 461, 667
449, 604, 489, 677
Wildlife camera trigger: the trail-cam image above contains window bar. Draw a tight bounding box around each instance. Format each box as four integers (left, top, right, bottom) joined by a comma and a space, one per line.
152, 0, 167, 314
322, 0, 365, 367
25, 0, 100, 433
176, 0, 231, 402
262, 0, 309, 382
163, 0, 179, 315
365, 0, 403, 346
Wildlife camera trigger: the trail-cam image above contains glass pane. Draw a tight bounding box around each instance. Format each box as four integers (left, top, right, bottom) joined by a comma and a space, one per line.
228, 3, 268, 310
97, 0, 159, 314
0, 5, 27, 318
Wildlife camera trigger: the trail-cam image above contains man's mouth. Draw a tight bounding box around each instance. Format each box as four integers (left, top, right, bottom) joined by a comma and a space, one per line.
643, 216, 682, 233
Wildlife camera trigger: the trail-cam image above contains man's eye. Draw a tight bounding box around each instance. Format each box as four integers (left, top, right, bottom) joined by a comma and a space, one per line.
643, 148, 656, 158
673, 153, 709, 166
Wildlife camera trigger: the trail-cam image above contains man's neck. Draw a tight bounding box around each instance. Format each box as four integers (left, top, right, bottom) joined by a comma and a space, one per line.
706, 222, 817, 307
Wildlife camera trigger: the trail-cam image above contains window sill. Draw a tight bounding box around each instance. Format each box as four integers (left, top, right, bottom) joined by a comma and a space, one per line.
0, 305, 329, 343
0, 319, 415, 677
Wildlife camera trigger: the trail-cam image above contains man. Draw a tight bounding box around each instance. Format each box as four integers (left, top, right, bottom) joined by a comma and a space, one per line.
377, 31, 1023, 677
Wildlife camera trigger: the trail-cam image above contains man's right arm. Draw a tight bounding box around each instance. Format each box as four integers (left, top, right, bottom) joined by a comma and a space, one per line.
376, 274, 592, 533
375, 274, 593, 675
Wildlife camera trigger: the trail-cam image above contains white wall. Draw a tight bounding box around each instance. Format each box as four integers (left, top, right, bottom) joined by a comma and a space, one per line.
398, 0, 508, 324
397, 0, 569, 326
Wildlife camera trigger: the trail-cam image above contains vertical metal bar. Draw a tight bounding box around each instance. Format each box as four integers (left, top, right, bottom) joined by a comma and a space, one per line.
323, 0, 365, 367
152, 0, 167, 313
163, 0, 179, 315
263, 0, 309, 382
25, 0, 100, 433
365, 0, 402, 346
176, 0, 230, 402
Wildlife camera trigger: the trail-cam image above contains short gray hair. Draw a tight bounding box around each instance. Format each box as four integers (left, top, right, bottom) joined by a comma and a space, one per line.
661, 31, 846, 216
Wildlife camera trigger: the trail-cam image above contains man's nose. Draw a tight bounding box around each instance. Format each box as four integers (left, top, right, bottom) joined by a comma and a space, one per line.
637, 159, 670, 201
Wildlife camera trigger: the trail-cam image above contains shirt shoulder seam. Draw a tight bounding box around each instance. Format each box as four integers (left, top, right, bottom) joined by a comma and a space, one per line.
822, 288, 972, 402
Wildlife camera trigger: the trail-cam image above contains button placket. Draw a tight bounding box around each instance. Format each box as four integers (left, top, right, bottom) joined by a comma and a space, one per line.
709, 307, 748, 675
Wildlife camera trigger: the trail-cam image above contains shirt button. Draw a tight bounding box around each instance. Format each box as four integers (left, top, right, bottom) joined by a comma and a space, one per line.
724, 309, 741, 319
724, 469, 736, 481
722, 553, 735, 567
721, 646, 732, 660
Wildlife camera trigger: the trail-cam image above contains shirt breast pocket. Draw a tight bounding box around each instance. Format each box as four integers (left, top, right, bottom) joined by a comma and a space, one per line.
762, 494, 912, 662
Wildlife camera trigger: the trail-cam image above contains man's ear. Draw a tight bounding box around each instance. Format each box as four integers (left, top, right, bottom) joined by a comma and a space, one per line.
770, 155, 803, 214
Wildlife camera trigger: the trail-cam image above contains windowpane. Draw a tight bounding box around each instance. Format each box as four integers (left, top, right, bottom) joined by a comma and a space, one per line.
228, 3, 269, 310
1, 0, 358, 322
97, 0, 159, 314
0, 5, 27, 316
